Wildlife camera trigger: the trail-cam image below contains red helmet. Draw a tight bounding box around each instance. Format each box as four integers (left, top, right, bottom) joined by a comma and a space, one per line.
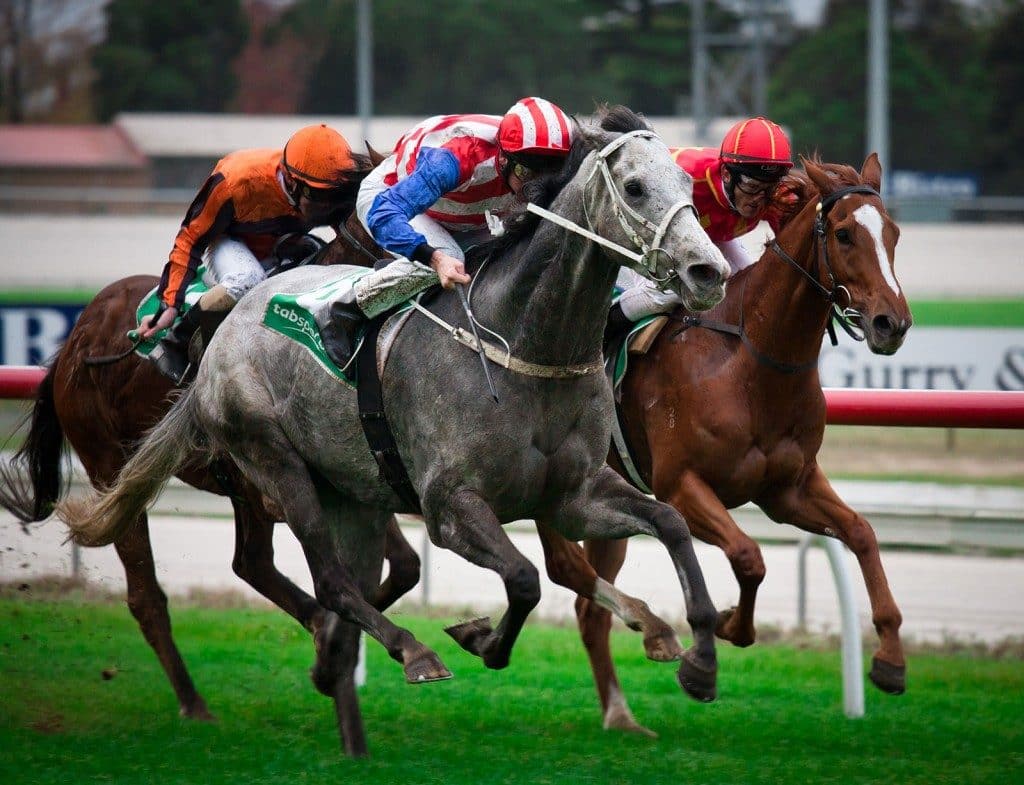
498, 97, 573, 157
282, 124, 356, 188
719, 117, 793, 180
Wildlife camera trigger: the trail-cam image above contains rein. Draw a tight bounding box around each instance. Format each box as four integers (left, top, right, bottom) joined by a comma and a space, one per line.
673, 184, 882, 374
527, 129, 698, 287
418, 128, 690, 381
408, 299, 603, 379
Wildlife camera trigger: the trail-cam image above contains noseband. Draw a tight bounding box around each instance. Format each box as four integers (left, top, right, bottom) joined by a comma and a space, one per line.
526, 129, 698, 287
768, 184, 882, 345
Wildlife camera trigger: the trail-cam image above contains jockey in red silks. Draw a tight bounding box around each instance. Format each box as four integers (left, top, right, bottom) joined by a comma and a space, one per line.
319, 97, 575, 366
611, 116, 794, 331
139, 124, 369, 384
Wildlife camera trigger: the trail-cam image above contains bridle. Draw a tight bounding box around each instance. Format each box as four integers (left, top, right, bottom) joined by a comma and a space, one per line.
670, 184, 883, 374
526, 129, 698, 289
767, 184, 882, 346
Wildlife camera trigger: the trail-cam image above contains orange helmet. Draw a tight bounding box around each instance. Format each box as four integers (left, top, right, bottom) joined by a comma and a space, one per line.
498, 97, 573, 158
282, 124, 355, 189
719, 117, 793, 181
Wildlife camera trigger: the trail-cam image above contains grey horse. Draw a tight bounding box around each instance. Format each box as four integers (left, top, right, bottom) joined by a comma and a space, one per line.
60, 106, 730, 756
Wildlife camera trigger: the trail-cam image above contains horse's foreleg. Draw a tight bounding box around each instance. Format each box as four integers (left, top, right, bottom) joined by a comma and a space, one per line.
536, 522, 681, 662
760, 464, 905, 695
661, 472, 766, 648
558, 467, 718, 703
573, 535, 659, 737
423, 486, 540, 671
114, 514, 213, 720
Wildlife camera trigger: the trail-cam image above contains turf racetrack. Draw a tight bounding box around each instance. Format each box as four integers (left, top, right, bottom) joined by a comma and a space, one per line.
1, 597, 1021, 784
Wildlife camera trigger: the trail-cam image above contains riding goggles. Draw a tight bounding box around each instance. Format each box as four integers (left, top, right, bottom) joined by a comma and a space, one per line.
734, 175, 779, 198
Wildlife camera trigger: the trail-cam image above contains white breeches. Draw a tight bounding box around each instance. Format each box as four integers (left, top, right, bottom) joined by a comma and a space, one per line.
202, 237, 269, 302
614, 238, 755, 320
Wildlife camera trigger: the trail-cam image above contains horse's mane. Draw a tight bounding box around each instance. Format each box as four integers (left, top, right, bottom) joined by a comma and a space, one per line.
726, 156, 869, 293
465, 105, 652, 268
770, 155, 866, 230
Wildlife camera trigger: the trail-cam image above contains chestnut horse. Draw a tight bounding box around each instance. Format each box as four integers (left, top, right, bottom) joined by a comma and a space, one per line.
0, 218, 421, 723
538, 154, 912, 735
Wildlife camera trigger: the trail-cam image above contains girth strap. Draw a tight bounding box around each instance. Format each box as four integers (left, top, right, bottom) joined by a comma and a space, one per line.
356, 315, 422, 513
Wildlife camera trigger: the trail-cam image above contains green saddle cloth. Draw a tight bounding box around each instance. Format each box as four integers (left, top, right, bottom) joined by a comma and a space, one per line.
263, 267, 405, 388
131, 266, 210, 357
609, 314, 658, 389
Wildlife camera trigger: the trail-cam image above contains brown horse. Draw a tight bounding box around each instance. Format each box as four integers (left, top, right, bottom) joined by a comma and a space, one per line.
0, 218, 420, 732
538, 154, 912, 734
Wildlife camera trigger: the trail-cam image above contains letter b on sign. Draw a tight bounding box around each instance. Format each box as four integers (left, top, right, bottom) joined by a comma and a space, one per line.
0, 306, 82, 365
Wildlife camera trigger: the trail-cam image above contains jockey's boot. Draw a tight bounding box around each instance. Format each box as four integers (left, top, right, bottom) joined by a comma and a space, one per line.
320, 257, 440, 370
320, 298, 364, 370
150, 304, 205, 385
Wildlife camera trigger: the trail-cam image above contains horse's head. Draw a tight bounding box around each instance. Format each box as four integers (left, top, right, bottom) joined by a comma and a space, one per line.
802, 154, 912, 355
573, 108, 729, 312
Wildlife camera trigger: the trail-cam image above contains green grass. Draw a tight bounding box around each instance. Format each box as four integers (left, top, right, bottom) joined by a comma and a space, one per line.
1, 291, 1022, 326
1, 597, 1022, 785
0, 289, 98, 305
908, 299, 1024, 327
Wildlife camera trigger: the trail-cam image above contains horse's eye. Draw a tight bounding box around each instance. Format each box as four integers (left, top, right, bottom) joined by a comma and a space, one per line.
624, 181, 644, 198
836, 228, 852, 245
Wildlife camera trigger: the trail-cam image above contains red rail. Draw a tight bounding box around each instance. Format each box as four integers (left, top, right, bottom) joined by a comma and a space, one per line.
0, 365, 47, 400
2, 365, 1023, 429
823, 388, 1024, 429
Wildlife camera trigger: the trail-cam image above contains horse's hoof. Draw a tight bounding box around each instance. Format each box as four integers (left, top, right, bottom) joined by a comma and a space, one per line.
179, 701, 216, 722
404, 649, 452, 684
643, 630, 684, 662
677, 650, 717, 703
715, 607, 755, 648
868, 656, 906, 695
444, 617, 493, 657
603, 703, 658, 739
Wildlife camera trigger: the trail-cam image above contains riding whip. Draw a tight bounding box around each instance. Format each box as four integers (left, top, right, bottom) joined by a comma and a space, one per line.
455, 284, 499, 403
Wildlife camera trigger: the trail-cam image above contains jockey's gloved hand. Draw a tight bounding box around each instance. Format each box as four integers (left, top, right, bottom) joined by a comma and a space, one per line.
139, 305, 178, 340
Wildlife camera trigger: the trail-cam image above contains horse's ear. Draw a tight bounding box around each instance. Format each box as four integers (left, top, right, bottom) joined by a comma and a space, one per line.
365, 141, 387, 167
861, 152, 882, 191
801, 155, 833, 196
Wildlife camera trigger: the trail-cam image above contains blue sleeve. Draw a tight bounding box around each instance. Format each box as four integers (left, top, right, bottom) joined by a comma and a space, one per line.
365, 146, 462, 258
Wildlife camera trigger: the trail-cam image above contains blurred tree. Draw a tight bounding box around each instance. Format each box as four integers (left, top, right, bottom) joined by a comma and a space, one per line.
979, 0, 1024, 193
279, 0, 772, 119
92, 0, 248, 120
769, 0, 989, 177
0, 0, 102, 122
278, 0, 617, 118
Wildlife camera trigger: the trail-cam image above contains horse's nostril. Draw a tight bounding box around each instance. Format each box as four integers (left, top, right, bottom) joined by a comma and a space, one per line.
688, 264, 723, 289
872, 314, 897, 337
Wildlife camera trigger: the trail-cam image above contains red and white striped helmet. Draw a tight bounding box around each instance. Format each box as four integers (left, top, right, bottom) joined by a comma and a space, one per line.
498, 97, 573, 157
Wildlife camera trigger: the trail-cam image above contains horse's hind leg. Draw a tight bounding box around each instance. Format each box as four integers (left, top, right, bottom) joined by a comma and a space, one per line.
373, 516, 421, 611
760, 464, 905, 695
228, 494, 336, 641
228, 445, 450, 685
114, 514, 213, 720
536, 522, 681, 662
423, 485, 540, 670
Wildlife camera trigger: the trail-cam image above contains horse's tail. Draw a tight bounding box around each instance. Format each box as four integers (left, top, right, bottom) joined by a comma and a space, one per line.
57, 387, 204, 547
0, 365, 68, 523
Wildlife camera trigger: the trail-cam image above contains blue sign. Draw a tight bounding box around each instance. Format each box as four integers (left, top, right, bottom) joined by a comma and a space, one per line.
890, 171, 979, 199
0, 304, 86, 365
